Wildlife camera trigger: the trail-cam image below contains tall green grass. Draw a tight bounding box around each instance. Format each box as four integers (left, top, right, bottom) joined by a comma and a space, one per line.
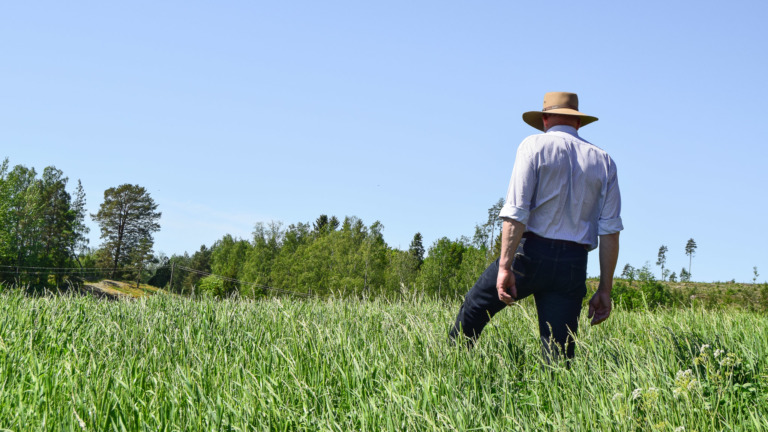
0, 291, 766, 431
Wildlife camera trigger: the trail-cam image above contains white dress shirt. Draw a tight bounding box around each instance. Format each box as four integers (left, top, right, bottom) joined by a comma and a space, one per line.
498, 125, 623, 251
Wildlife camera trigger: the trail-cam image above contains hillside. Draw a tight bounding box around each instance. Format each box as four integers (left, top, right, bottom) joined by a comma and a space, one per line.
80, 280, 164, 300
587, 278, 768, 311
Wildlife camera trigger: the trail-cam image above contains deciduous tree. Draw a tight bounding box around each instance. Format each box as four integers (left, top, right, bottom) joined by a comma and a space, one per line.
37, 167, 76, 284
239, 221, 284, 294
621, 263, 636, 285
417, 237, 467, 298
473, 198, 504, 264
0, 161, 87, 287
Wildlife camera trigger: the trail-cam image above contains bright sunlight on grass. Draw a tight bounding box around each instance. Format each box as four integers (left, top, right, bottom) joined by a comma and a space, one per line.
0, 291, 766, 431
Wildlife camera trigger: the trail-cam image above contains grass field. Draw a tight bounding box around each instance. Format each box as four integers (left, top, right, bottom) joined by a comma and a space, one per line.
0, 291, 766, 431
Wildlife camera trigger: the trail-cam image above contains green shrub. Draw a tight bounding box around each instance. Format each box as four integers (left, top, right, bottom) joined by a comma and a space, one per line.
760, 283, 768, 310
611, 280, 674, 310
197, 275, 226, 297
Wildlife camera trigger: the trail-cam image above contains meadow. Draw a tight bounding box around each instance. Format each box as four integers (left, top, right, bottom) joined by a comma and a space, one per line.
0, 290, 766, 431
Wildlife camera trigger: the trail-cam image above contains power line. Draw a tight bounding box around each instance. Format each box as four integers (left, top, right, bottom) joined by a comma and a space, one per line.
2, 263, 311, 298
0, 264, 159, 271
0, 269, 114, 275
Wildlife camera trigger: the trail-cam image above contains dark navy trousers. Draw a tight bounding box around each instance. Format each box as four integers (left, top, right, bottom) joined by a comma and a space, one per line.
449, 234, 588, 360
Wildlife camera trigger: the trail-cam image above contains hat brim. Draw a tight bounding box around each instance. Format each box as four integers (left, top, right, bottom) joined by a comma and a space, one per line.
522, 109, 598, 131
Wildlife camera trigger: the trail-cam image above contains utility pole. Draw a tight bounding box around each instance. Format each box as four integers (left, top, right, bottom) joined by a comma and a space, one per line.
168, 262, 175, 292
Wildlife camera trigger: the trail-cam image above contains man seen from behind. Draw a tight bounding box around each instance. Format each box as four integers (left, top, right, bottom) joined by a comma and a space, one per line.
449, 91, 622, 362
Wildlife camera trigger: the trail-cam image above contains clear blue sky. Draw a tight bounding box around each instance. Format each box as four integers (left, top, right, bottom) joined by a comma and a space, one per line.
2, 1, 767, 283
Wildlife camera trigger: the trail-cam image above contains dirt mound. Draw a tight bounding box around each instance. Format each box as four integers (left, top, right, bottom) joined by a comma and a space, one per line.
80, 280, 162, 300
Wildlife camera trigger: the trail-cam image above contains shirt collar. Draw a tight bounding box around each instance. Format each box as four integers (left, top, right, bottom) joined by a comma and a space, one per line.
545, 125, 579, 137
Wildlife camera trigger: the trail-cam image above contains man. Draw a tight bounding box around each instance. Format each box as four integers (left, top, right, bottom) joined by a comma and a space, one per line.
449, 92, 622, 361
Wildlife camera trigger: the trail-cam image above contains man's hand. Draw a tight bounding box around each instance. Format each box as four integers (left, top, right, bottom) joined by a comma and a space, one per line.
588, 290, 612, 325
496, 266, 516, 305
497, 219, 525, 306
591, 232, 619, 326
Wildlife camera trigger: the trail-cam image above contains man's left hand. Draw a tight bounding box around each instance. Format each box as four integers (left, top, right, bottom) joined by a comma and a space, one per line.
588, 290, 612, 325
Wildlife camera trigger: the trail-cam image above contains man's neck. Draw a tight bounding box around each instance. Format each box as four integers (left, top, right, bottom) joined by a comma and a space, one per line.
545, 125, 579, 135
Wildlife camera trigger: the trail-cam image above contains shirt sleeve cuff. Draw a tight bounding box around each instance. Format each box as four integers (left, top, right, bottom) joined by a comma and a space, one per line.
498, 203, 530, 225
598, 217, 624, 235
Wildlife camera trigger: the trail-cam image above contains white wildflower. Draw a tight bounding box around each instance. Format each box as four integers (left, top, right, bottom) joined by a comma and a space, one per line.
719, 353, 737, 367
673, 369, 698, 398
631, 388, 643, 400
674, 427, 686, 432
714, 349, 724, 358
612, 392, 623, 401
700, 344, 710, 354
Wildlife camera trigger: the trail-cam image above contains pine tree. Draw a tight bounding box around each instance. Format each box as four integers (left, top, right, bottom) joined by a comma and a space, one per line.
656, 245, 668, 281
92, 184, 161, 278
485, 198, 505, 252
685, 238, 697, 277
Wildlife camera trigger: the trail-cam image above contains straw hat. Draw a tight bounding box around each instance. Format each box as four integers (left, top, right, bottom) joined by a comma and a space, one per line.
522, 92, 598, 131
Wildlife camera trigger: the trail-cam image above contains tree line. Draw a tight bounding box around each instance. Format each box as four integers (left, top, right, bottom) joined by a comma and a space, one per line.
622, 239, 698, 284
9, 158, 746, 301
621, 238, 700, 283
1, 158, 507, 299
150, 209, 505, 300
0, 159, 89, 285
1, 159, 160, 289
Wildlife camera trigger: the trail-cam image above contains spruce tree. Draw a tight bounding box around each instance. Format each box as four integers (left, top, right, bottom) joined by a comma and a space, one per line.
70, 180, 90, 267
408, 233, 425, 268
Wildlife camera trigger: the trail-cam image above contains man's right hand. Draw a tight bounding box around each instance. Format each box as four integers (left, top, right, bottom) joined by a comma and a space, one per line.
497, 266, 516, 305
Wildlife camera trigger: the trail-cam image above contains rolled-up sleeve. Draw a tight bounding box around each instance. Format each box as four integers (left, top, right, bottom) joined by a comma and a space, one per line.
498, 139, 537, 225
597, 159, 623, 235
